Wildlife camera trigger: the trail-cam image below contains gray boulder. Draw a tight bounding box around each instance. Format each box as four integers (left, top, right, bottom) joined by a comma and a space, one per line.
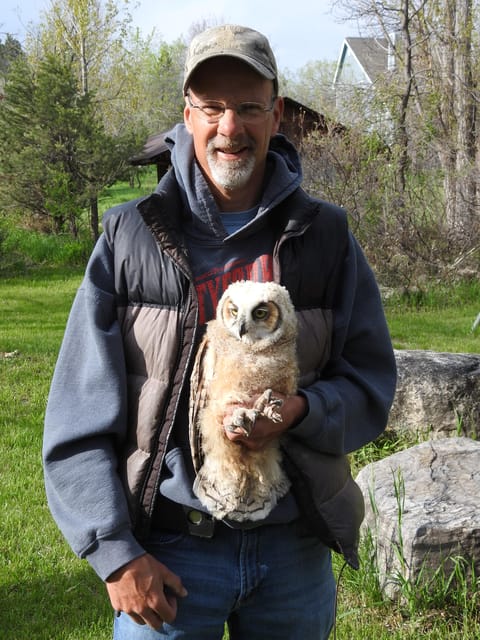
390, 350, 480, 438
356, 437, 480, 600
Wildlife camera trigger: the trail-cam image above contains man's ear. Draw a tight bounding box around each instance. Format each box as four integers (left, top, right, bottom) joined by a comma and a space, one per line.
184, 100, 193, 134
271, 96, 284, 136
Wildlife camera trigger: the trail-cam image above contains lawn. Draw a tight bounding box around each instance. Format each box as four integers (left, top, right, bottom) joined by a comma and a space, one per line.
0, 269, 113, 639
0, 265, 478, 639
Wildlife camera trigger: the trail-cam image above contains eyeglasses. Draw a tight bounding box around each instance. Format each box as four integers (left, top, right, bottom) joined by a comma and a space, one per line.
187, 92, 276, 125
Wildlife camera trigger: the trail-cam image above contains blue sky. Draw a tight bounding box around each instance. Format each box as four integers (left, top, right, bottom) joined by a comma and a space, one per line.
0, 0, 362, 71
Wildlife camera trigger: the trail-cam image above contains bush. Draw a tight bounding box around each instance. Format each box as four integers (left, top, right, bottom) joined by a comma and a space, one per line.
0, 219, 93, 274
301, 129, 480, 292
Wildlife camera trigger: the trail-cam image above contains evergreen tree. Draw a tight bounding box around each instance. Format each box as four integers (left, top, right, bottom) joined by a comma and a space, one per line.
0, 52, 130, 238
0, 34, 23, 77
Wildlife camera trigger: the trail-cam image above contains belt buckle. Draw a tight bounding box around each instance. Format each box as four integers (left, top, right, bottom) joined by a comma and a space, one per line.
183, 506, 215, 538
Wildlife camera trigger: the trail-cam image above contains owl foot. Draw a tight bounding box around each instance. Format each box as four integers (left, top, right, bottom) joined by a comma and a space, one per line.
226, 389, 283, 436
226, 407, 258, 436
255, 388, 283, 423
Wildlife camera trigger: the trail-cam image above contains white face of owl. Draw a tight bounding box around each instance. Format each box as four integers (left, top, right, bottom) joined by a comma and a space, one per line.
217, 281, 297, 348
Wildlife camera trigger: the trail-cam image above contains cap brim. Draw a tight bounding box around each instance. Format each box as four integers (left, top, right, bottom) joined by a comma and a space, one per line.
183, 53, 276, 94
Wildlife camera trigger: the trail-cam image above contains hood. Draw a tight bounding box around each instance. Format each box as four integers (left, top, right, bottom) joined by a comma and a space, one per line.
162, 123, 303, 238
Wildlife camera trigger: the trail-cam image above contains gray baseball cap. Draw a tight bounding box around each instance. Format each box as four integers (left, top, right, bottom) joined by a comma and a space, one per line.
183, 24, 278, 95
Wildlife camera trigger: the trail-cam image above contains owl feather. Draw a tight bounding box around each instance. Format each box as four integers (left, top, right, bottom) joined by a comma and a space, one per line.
189, 280, 298, 522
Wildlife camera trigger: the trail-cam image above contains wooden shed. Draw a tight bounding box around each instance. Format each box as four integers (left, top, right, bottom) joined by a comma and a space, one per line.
280, 96, 329, 146
128, 132, 172, 182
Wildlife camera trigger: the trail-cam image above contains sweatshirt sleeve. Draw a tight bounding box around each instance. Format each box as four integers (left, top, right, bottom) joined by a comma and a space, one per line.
42, 234, 145, 581
291, 233, 397, 454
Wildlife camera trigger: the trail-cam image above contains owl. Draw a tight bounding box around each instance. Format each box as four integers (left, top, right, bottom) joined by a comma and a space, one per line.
189, 280, 299, 522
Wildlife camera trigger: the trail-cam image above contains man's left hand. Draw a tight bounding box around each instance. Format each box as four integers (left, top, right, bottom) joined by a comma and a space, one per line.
223, 393, 307, 450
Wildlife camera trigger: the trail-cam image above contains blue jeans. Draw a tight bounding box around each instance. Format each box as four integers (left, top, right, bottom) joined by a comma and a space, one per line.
113, 520, 335, 639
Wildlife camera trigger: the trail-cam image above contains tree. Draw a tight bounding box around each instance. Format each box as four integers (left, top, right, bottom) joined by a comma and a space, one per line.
105, 33, 186, 137
38, 0, 129, 96
418, 0, 477, 241
0, 52, 127, 239
19, 0, 186, 238
330, 0, 480, 266
0, 34, 23, 77
35, 0, 186, 135
281, 60, 338, 115
45, 0, 137, 237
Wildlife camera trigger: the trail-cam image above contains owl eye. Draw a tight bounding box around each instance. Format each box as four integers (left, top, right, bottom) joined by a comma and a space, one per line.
253, 305, 269, 320
228, 303, 238, 318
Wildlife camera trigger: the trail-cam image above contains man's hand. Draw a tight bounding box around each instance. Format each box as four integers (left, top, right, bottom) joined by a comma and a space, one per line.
106, 554, 188, 629
223, 392, 307, 451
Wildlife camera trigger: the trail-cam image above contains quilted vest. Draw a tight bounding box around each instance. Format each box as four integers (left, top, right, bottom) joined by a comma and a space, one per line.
103, 172, 352, 550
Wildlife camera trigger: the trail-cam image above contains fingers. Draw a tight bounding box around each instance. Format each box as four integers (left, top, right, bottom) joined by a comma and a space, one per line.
144, 585, 179, 628
140, 592, 178, 629
106, 554, 187, 630
222, 392, 306, 451
161, 567, 189, 602
114, 593, 176, 630
117, 605, 170, 630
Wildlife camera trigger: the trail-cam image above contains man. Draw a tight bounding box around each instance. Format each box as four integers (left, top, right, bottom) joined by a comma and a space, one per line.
43, 24, 397, 639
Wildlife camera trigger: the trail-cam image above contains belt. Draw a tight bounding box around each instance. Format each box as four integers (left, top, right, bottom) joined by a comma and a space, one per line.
151, 495, 216, 538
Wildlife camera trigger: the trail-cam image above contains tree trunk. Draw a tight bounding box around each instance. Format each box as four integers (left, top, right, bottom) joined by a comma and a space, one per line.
396, 1, 413, 195
453, 0, 476, 243
90, 196, 99, 242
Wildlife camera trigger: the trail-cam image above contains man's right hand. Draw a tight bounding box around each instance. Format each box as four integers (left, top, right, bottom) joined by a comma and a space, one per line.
105, 553, 188, 630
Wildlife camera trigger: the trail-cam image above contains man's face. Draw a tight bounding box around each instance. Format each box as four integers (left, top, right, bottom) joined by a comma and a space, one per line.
184, 57, 283, 205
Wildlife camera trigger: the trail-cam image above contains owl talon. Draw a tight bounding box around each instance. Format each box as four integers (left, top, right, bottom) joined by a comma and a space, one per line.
226, 423, 252, 437
228, 407, 258, 436
253, 389, 284, 423
263, 406, 283, 423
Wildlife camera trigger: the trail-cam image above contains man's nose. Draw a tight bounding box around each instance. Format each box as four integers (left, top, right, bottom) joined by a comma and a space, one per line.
216, 107, 244, 136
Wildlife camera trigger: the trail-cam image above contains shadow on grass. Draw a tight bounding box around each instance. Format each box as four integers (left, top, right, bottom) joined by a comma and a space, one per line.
1, 564, 113, 640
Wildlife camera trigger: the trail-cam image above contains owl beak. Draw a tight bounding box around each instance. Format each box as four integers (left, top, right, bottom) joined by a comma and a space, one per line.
238, 322, 247, 337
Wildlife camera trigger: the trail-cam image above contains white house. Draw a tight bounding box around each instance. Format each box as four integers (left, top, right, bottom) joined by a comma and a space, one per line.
332, 37, 392, 129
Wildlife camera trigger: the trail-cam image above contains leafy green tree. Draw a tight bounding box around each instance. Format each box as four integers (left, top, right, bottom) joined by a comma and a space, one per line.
0, 52, 130, 239
105, 33, 186, 137
38, 0, 129, 95
33, 0, 185, 135
20, 0, 185, 234
280, 60, 338, 115
0, 34, 23, 77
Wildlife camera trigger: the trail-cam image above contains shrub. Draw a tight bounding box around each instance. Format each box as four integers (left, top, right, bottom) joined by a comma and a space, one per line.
0, 219, 93, 273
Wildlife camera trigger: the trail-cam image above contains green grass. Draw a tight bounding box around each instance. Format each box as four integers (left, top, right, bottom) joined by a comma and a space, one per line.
385, 281, 480, 353
389, 307, 479, 353
0, 269, 114, 639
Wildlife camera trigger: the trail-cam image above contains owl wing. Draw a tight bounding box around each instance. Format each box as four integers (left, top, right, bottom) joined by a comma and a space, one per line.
189, 331, 215, 474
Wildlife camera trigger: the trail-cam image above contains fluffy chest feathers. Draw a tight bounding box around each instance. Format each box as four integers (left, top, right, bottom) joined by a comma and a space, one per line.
205, 322, 297, 395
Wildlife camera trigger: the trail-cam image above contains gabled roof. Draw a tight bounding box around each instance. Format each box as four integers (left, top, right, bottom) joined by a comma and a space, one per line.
333, 37, 389, 86
283, 96, 323, 123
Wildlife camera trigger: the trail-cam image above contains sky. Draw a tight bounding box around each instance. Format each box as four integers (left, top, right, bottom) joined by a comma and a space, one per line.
0, 0, 362, 71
